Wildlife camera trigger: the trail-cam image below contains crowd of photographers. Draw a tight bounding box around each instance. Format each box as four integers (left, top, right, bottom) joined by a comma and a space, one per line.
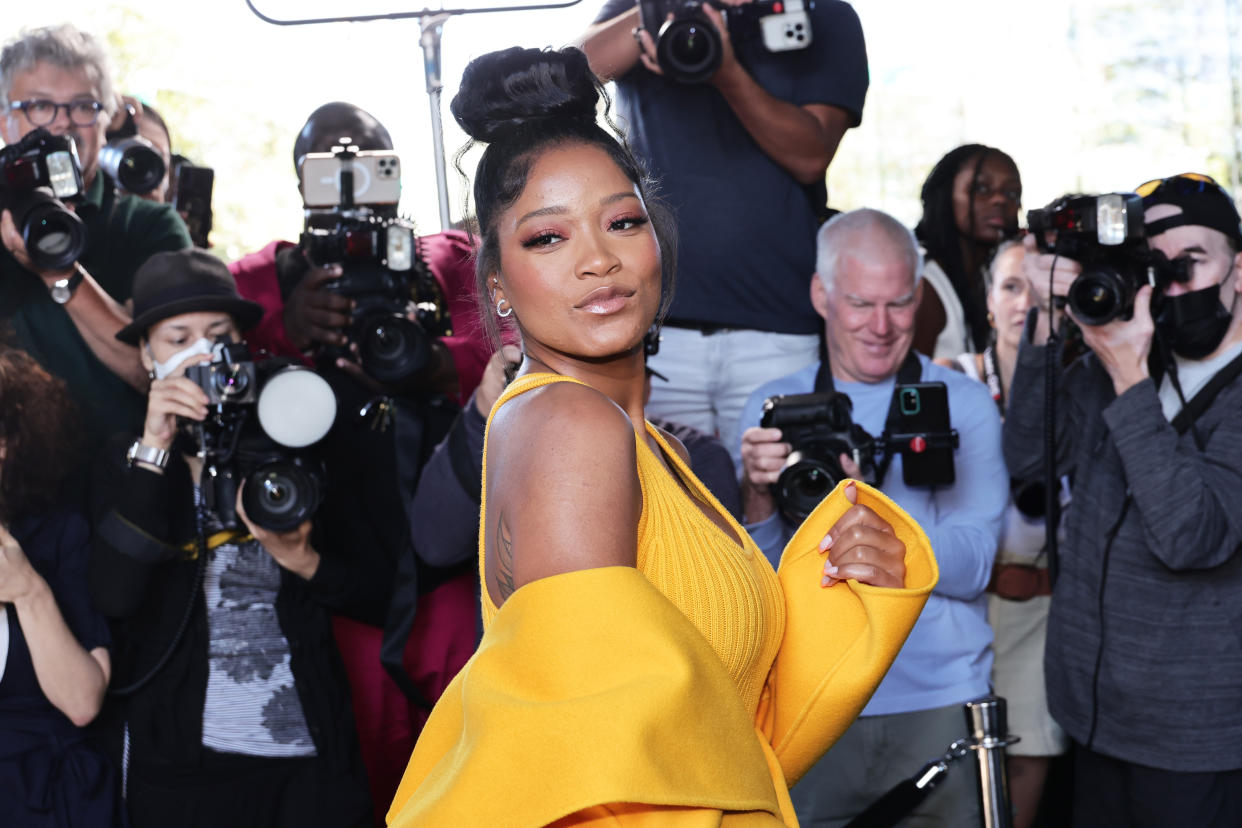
1, 6, 1241, 828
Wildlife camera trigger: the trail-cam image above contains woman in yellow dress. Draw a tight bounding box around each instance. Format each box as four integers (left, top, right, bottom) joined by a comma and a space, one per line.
388, 46, 939, 826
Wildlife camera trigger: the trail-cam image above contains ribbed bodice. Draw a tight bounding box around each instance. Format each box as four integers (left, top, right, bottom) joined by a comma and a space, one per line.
479, 373, 785, 716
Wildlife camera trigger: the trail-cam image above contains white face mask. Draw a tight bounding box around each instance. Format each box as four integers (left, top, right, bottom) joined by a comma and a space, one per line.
150, 337, 215, 380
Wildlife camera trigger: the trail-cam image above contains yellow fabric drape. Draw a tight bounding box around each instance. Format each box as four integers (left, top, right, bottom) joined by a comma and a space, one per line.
387, 480, 937, 827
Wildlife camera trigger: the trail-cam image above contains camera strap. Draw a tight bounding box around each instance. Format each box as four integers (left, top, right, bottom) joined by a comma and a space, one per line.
1168, 348, 1242, 437
814, 350, 923, 487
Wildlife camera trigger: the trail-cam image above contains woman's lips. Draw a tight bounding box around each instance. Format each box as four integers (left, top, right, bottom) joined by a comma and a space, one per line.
575, 286, 635, 315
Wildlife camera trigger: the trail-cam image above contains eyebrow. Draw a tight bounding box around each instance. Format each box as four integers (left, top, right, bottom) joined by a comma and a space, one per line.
1177, 245, 1209, 256
17, 91, 98, 101
514, 191, 639, 228
163, 319, 232, 332
845, 290, 917, 304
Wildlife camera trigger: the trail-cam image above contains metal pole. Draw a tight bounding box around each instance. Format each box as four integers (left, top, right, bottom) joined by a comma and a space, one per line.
965, 697, 1016, 828
420, 14, 452, 231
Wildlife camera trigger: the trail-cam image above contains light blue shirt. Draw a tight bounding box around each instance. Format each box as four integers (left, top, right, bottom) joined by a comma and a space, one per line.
738, 355, 1006, 715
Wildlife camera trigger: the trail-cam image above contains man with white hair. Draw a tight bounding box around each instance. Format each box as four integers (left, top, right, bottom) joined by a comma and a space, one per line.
0, 24, 190, 481
738, 207, 1007, 826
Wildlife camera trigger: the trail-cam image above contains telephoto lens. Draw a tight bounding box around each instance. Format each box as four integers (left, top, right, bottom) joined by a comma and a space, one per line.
241, 456, 325, 532
9, 187, 87, 271
656, 12, 723, 83
1067, 264, 1135, 326
99, 135, 166, 194
355, 313, 429, 384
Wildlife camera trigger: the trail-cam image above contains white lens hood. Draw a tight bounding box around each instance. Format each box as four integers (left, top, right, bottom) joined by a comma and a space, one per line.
257, 367, 337, 447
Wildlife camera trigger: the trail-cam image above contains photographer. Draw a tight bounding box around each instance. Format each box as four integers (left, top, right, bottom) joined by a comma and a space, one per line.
228, 101, 490, 821
738, 208, 1007, 825
89, 250, 372, 827
0, 26, 191, 477
578, 0, 867, 461
1004, 176, 1242, 826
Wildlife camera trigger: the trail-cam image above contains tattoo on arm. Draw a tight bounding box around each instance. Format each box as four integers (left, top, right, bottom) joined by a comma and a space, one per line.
495, 510, 517, 600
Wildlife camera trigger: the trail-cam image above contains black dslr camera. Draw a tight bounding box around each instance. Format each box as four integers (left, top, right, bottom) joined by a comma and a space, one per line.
1027, 193, 1190, 326
638, 0, 812, 84
760, 384, 959, 524
101, 106, 167, 196
299, 144, 450, 384
0, 128, 87, 271
184, 341, 336, 532
760, 391, 877, 523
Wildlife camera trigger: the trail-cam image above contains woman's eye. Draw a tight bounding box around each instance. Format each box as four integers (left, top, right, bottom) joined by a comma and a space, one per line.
521, 231, 562, 249
610, 215, 649, 232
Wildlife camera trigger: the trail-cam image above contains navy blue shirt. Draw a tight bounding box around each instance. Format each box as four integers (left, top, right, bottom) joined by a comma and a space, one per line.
595, 0, 869, 334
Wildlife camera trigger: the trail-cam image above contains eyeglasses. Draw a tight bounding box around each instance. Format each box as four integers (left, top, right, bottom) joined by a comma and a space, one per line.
1135, 172, 1227, 200
8, 98, 105, 127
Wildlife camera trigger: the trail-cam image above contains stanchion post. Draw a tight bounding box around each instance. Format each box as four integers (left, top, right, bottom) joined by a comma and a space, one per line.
965, 696, 1016, 828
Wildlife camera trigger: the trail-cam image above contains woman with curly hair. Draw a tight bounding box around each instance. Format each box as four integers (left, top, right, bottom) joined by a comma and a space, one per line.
0, 345, 116, 827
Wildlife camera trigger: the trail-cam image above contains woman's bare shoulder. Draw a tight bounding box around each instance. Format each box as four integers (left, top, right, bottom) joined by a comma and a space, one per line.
483, 380, 642, 605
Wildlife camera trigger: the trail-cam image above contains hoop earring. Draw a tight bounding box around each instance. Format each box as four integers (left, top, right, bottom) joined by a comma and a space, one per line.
497, 298, 513, 319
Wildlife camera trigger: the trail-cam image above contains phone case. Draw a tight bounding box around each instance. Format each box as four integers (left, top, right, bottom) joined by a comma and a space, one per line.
300, 151, 402, 208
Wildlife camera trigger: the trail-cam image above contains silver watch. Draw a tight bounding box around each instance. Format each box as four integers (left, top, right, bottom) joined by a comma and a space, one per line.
126, 439, 170, 470
49, 268, 84, 304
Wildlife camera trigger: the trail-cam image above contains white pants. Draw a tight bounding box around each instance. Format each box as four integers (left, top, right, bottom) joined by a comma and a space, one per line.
646, 326, 820, 468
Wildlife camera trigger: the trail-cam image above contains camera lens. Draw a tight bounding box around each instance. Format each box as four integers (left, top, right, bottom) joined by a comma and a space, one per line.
356, 313, 429, 384
11, 188, 88, 271
99, 136, 166, 195
657, 16, 722, 83
242, 460, 322, 532
1068, 265, 1132, 326
775, 443, 849, 524
213, 366, 251, 398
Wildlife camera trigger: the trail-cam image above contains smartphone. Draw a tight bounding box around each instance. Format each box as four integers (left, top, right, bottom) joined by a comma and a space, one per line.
172, 163, 214, 249
300, 150, 401, 208
889, 382, 957, 488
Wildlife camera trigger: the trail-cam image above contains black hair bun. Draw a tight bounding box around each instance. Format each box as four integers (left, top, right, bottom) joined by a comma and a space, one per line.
451, 46, 599, 143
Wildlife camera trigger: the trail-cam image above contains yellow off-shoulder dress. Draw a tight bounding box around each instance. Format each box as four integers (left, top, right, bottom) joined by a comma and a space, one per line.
388, 373, 939, 827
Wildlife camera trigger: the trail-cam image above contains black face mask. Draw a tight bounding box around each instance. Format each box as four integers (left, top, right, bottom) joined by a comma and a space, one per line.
1156, 282, 1233, 360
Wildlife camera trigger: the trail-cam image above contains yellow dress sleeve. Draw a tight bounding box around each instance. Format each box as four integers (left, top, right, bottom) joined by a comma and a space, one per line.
754, 480, 939, 788
386, 567, 787, 827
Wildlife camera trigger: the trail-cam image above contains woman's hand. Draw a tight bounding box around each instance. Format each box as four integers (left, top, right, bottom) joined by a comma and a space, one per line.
141, 353, 213, 450
0, 522, 39, 603
817, 482, 906, 589
235, 489, 320, 580
475, 344, 523, 417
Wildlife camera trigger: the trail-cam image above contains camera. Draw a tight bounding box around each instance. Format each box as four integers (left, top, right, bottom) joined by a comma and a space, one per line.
761, 383, 959, 524
184, 341, 337, 532
299, 145, 450, 384
100, 107, 167, 196
760, 392, 877, 524
0, 128, 87, 271
638, 0, 812, 84
1027, 193, 1190, 326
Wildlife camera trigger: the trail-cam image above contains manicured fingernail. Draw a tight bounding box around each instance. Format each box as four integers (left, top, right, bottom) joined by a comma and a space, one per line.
819, 535, 832, 551
826, 565, 839, 576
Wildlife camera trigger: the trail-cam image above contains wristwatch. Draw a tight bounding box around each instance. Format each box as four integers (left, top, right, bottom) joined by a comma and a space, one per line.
126, 439, 170, 470
49, 267, 84, 304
